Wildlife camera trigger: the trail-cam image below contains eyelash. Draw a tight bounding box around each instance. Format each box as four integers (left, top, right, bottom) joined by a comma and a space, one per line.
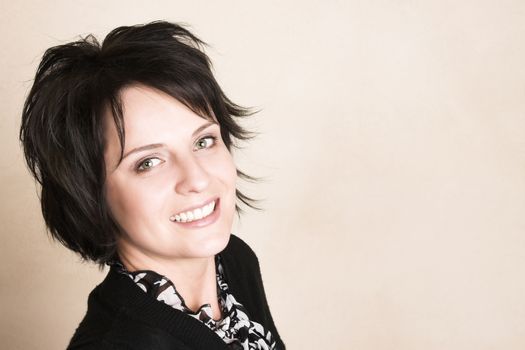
193, 135, 218, 151
134, 135, 219, 173
135, 157, 162, 173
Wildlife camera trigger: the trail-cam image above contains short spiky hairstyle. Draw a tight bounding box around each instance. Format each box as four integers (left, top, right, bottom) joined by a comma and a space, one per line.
19, 20, 258, 267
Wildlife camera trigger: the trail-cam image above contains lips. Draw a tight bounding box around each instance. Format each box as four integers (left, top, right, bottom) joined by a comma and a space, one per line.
171, 199, 216, 223
169, 197, 220, 227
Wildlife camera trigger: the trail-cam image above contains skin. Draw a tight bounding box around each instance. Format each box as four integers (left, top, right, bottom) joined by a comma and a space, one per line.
103, 84, 237, 319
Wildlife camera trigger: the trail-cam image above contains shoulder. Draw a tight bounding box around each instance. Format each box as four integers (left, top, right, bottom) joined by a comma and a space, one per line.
226, 233, 257, 255
67, 282, 192, 350
67, 275, 123, 349
222, 234, 260, 267
219, 235, 287, 349
67, 338, 112, 350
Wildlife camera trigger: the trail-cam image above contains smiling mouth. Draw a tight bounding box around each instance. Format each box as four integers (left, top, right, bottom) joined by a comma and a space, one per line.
170, 199, 218, 223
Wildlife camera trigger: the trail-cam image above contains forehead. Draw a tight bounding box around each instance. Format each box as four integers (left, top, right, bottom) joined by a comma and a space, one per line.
119, 84, 189, 122
102, 84, 213, 163
104, 84, 211, 134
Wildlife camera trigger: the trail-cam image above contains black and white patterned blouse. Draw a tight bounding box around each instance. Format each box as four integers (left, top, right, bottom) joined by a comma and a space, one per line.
110, 255, 276, 350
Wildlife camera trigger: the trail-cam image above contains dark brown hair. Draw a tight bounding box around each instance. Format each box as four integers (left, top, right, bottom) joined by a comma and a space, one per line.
19, 20, 258, 267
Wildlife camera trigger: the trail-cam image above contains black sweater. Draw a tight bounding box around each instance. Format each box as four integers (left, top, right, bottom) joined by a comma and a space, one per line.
67, 234, 285, 349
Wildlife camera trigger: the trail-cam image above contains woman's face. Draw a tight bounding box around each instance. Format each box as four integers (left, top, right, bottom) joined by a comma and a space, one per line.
103, 84, 237, 263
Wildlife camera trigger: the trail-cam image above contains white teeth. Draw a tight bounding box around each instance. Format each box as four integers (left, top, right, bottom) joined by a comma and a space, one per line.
194, 208, 203, 220
172, 200, 216, 223
202, 203, 212, 217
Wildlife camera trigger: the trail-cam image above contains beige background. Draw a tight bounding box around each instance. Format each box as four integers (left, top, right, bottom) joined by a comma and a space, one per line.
2, 0, 525, 349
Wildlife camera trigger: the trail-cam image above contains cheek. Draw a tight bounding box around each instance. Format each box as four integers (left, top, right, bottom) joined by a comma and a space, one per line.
105, 179, 131, 224
220, 154, 238, 214
203, 150, 237, 203
105, 176, 158, 227
216, 151, 237, 188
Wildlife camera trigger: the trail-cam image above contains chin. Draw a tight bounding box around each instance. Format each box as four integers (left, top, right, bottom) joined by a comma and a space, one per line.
210, 229, 232, 253
188, 230, 231, 259
182, 196, 235, 258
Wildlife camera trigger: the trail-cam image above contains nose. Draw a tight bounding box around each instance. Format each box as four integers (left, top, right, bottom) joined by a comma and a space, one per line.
174, 154, 211, 194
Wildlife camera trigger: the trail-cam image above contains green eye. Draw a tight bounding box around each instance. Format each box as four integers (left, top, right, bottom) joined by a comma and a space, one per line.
136, 158, 162, 172
142, 159, 154, 168
194, 136, 216, 150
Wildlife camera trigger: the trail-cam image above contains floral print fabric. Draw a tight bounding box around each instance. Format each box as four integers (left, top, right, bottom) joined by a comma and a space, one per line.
111, 255, 276, 350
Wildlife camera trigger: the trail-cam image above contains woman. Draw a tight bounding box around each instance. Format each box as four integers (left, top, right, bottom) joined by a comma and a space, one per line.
19, 21, 285, 350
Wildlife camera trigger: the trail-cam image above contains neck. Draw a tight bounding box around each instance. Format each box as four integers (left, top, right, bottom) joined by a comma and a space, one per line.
117, 247, 222, 320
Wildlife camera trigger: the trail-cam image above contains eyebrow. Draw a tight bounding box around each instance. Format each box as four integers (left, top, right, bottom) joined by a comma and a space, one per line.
120, 121, 217, 162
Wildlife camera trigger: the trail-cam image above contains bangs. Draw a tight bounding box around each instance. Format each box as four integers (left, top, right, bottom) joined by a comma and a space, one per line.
20, 21, 259, 266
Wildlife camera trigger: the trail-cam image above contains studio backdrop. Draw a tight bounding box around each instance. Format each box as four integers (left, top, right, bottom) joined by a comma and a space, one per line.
2, 1, 525, 349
